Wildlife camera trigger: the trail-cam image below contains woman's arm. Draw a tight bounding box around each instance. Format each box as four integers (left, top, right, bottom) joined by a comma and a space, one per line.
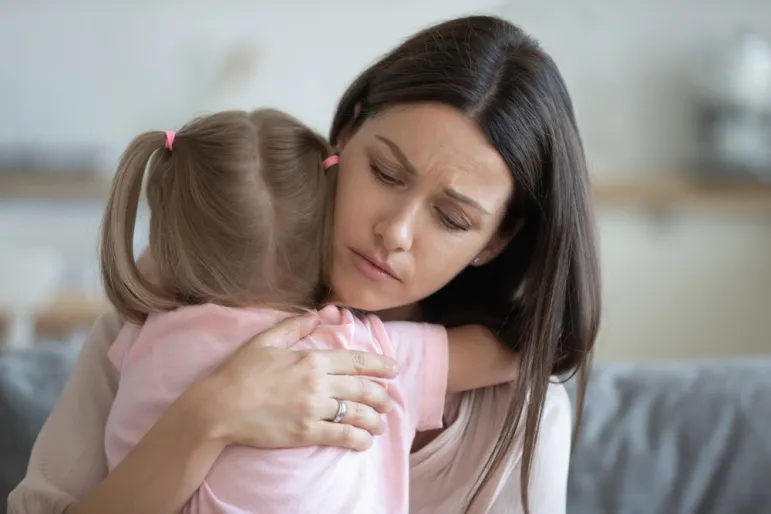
8, 311, 121, 514
9, 313, 398, 514
67, 381, 224, 514
446, 324, 520, 393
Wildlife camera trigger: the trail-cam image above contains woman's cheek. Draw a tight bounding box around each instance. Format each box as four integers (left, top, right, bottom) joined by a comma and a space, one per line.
413, 237, 476, 291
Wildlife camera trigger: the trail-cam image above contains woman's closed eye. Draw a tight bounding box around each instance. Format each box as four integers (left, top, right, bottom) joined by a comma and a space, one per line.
370, 163, 472, 232
370, 164, 402, 186
436, 208, 470, 231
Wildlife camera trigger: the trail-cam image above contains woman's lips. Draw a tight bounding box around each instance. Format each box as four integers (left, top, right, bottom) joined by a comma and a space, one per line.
350, 249, 399, 282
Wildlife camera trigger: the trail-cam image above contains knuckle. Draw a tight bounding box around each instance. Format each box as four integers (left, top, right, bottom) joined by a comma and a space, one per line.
341, 424, 355, 446
303, 375, 323, 395
360, 433, 374, 450
283, 317, 301, 335
357, 377, 370, 400
357, 408, 377, 431
353, 401, 364, 420
298, 397, 317, 417
351, 351, 368, 370
297, 419, 314, 438
347, 427, 372, 451
301, 351, 322, 370
367, 408, 381, 429
374, 388, 389, 408
363, 405, 379, 423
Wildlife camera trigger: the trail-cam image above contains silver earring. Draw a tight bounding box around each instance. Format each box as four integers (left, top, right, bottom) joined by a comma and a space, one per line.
472, 257, 481, 265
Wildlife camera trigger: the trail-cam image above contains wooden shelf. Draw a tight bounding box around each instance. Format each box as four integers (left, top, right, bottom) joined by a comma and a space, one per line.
592, 179, 771, 214
0, 170, 111, 199
0, 291, 111, 339
4, 171, 769, 212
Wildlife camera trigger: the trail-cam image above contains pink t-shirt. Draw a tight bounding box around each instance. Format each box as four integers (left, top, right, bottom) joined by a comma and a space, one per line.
104, 304, 449, 514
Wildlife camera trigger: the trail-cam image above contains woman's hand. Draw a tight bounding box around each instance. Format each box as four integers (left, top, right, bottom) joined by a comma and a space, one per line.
191, 312, 398, 451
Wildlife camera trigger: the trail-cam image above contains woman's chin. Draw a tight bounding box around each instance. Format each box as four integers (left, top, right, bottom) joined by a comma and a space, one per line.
332, 284, 405, 315
338, 294, 392, 313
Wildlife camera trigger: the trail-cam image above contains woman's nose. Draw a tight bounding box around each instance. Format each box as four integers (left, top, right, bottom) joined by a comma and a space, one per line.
374, 204, 417, 252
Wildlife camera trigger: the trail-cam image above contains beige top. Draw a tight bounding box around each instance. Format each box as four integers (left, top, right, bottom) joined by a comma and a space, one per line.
7, 311, 572, 514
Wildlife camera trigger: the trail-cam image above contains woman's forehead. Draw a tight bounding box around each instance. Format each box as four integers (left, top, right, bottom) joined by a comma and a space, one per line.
359, 105, 503, 165
356, 103, 514, 207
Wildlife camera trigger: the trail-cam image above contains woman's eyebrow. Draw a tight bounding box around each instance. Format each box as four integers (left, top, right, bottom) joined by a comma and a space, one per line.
444, 188, 490, 214
375, 135, 417, 175
375, 134, 490, 214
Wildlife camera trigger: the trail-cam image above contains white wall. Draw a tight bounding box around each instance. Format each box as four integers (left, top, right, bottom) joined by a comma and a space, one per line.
2, 0, 771, 361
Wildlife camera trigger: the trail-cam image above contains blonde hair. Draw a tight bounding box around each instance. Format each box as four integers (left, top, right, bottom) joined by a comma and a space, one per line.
100, 109, 335, 324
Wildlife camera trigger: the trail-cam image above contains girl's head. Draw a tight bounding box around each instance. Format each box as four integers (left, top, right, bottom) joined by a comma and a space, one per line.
327, 15, 601, 512
100, 109, 334, 324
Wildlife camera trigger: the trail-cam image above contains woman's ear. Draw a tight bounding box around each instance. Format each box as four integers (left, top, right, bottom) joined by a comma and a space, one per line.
335, 103, 361, 151
472, 219, 525, 266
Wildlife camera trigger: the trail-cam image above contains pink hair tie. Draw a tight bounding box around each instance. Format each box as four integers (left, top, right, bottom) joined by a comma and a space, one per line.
164, 131, 176, 150
323, 155, 339, 170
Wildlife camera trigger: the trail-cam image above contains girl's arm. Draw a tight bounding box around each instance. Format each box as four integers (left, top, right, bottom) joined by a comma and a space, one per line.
9, 313, 398, 514
446, 324, 520, 393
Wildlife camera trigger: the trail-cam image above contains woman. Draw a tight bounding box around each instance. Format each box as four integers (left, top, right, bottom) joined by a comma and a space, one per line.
9, 15, 600, 514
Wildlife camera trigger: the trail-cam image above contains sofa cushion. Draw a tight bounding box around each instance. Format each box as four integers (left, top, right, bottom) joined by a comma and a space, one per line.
567, 357, 771, 514
0, 342, 80, 512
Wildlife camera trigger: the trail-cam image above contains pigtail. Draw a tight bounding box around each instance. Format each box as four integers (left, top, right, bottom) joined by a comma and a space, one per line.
100, 131, 178, 324
318, 153, 338, 295
296, 120, 337, 303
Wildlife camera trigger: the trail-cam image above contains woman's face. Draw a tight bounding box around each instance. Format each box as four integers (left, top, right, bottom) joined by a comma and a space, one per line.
331, 103, 514, 312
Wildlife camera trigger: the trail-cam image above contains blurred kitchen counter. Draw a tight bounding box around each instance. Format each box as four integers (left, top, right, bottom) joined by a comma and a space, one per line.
0, 291, 110, 340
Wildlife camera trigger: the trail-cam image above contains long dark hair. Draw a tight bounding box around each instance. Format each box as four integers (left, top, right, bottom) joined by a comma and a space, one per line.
330, 15, 601, 513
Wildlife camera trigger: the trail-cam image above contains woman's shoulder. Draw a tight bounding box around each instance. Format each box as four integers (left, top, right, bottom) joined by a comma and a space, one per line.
540, 380, 573, 447
478, 377, 572, 410
544, 380, 572, 419
446, 379, 572, 442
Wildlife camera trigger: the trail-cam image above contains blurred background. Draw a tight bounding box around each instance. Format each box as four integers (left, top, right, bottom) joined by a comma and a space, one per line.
2, 1, 771, 513
2, 0, 770, 361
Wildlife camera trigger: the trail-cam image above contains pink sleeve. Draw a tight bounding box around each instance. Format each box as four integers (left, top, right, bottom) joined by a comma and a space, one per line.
377, 320, 449, 431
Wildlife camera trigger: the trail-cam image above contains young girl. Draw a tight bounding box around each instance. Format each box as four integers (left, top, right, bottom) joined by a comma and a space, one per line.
100, 108, 518, 513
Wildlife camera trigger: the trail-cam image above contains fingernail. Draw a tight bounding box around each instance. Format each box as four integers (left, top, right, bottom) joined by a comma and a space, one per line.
391, 362, 399, 374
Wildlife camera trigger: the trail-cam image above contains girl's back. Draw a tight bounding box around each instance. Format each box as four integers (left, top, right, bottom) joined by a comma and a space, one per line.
105, 304, 448, 514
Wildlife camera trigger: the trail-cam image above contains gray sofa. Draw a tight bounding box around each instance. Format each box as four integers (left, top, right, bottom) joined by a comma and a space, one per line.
566, 358, 771, 514
2, 342, 770, 513
1, 341, 80, 513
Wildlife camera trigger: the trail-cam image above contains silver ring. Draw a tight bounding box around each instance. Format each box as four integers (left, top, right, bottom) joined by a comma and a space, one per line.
331, 399, 347, 423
